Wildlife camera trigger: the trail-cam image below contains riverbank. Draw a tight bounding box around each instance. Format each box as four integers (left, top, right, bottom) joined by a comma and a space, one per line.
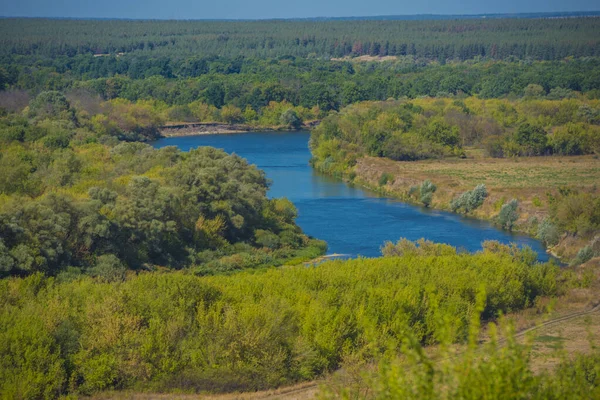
333, 154, 600, 262
159, 121, 320, 137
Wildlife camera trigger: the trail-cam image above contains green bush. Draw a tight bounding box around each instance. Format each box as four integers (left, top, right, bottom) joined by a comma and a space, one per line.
513, 123, 549, 156
0, 143, 322, 277
383, 132, 447, 161
570, 245, 594, 266
497, 199, 519, 230
363, 322, 600, 400
549, 190, 600, 236
28, 91, 74, 121
381, 238, 457, 257
419, 180, 437, 207
255, 229, 281, 249
87, 254, 127, 282
280, 109, 302, 129
450, 184, 488, 214
0, 247, 559, 396
537, 218, 560, 247
378, 172, 394, 186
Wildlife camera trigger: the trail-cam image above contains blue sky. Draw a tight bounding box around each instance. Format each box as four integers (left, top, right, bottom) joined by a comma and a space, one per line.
0, 0, 598, 19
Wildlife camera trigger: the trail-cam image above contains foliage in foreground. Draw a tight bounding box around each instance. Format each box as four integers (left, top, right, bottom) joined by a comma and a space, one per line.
323, 320, 600, 399
0, 246, 559, 397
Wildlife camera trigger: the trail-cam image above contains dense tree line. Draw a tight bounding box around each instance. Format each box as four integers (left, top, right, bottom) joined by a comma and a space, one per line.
2, 57, 600, 112
0, 91, 325, 278
0, 243, 560, 397
310, 97, 600, 171
2, 58, 600, 135
0, 17, 599, 60
362, 320, 600, 399
2, 18, 600, 119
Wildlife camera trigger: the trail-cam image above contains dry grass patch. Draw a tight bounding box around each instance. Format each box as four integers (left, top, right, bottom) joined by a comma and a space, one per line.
527, 312, 600, 374
355, 155, 600, 225
357, 155, 599, 193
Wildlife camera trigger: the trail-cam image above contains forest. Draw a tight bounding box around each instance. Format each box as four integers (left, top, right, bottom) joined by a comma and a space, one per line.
1, 17, 600, 121
0, 90, 325, 279
1, 56, 600, 114
1, 17, 599, 60
1, 15, 600, 400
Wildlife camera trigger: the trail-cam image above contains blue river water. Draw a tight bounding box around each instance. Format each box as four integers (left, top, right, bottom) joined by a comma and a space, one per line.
153, 131, 551, 261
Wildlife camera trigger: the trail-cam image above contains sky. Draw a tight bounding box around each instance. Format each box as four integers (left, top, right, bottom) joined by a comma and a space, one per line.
0, 0, 598, 20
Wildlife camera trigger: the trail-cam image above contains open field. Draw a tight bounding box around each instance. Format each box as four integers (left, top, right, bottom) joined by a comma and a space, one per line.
356, 154, 599, 206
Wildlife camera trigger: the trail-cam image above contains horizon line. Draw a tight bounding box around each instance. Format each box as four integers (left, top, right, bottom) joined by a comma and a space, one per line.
1, 10, 600, 22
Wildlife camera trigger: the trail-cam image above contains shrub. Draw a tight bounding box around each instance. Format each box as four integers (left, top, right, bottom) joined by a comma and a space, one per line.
549, 123, 586, 155
483, 135, 505, 158
364, 324, 600, 400
255, 229, 281, 249
280, 109, 302, 129
591, 236, 600, 255
378, 172, 394, 186
547, 86, 576, 100
381, 238, 456, 257
422, 118, 460, 147
537, 218, 560, 247
0, 309, 67, 399
513, 123, 549, 156
570, 245, 594, 266
28, 91, 74, 121
87, 254, 127, 282
0, 250, 560, 396
549, 191, 600, 236
497, 199, 519, 230
450, 184, 488, 214
419, 180, 437, 207
383, 132, 446, 161
42, 133, 71, 149
523, 83, 545, 98
220, 105, 244, 124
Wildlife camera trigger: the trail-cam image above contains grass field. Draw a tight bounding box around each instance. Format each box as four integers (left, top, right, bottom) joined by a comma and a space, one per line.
355, 154, 599, 217
357, 154, 599, 199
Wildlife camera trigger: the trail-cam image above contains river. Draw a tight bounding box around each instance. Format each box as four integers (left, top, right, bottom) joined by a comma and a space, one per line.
153, 131, 551, 261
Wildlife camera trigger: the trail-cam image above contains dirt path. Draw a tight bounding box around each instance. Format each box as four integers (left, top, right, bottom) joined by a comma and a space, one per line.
513, 302, 600, 340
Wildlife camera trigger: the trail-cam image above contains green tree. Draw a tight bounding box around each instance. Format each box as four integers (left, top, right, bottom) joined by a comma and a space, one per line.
514, 123, 548, 156
419, 180, 437, 207
28, 91, 74, 121
423, 119, 460, 147
497, 199, 519, 230
280, 109, 302, 129
204, 83, 225, 108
